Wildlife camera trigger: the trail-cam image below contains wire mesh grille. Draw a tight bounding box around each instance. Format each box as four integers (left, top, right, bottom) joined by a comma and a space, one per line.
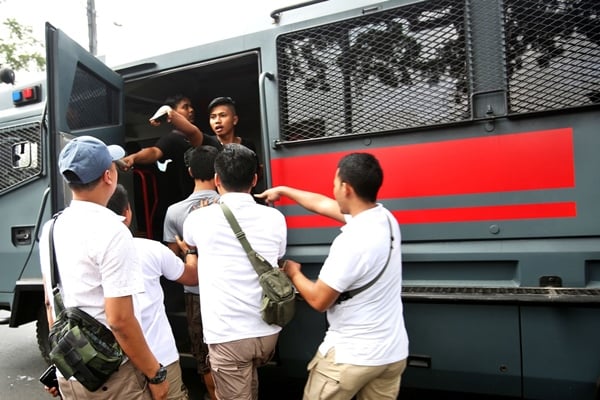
504, 0, 600, 113
276, 0, 470, 141
66, 65, 119, 131
0, 122, 42, 194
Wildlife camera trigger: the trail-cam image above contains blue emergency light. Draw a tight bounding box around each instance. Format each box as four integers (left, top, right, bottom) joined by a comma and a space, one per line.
12, 85, 41, 106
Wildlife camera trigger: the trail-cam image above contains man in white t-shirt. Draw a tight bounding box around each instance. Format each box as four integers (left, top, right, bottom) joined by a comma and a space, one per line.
183, 144, 287, 400
39, 136, 168, 400
107, 184, 199, 400
257, 152, 409, 400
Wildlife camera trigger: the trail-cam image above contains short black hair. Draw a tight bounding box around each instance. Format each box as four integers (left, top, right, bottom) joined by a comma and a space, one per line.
164, 94, 190, 109
208, 96, 236, 114
184, 145, 219, 181
337, 153, 383, 203
107, 184, 129, 216
214, 143, 257, 192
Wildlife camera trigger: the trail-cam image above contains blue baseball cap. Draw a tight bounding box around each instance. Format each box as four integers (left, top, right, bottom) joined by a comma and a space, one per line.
58, 136, 125, 184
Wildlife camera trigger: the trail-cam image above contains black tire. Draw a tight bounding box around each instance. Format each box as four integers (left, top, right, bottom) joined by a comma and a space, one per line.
36, 304, 51, 365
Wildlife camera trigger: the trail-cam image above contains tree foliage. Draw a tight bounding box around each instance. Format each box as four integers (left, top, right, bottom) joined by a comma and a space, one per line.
0, 18, 45, 71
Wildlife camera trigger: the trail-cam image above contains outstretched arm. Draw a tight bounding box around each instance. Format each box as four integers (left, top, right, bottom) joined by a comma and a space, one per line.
120, 146, 163, 170
256, 186, 344, 223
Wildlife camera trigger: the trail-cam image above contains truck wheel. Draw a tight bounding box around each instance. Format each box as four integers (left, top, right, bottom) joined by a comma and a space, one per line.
36, 305, 51, 364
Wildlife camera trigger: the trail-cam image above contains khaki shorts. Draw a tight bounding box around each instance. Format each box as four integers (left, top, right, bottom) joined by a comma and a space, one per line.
58, 360, 151, 400
164, 360, 189, 400
303, 349, 407, 400
185, 292, 210, 374
208, 333, 279, 400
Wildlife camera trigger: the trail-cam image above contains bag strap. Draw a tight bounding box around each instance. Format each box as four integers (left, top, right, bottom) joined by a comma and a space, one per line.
48, 213, 65, 313
220, 203, 272, 276
337, 217, 394, 304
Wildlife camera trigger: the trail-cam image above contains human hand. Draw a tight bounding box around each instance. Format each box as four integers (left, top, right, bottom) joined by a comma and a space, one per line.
148, 380, 169, 400
175, 235, 195, 256
44, 385, 60, 397
149, 105, 172, 126
118, 155, 135, 171
279, 259, 301, 279
254, 187, 283, 205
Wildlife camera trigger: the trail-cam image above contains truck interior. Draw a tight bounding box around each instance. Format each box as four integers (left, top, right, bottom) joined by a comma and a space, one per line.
119, 51, 263, 242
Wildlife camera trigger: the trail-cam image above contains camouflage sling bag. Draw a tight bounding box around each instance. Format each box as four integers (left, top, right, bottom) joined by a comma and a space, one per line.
221, 203, 296, 327
47, 215, 124, 392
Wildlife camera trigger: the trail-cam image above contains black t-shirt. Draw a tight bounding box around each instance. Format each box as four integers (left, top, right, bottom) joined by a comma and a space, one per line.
154, 130, 195, 202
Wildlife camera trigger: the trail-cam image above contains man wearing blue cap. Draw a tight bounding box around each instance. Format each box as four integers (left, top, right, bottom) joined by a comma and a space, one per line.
39, 136, 169, 400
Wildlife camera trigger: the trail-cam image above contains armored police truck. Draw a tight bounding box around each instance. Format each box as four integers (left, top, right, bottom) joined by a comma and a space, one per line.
1, 0, 600, 398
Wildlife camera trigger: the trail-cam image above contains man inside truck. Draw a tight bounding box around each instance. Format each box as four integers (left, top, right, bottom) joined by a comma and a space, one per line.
206, 96, 263, 200
257, 153, 409, 400
120, 95, 218, 204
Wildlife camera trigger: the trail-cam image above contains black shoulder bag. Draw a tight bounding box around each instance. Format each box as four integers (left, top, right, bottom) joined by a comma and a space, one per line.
47, 215, 124, 392
220, 203, 296, 327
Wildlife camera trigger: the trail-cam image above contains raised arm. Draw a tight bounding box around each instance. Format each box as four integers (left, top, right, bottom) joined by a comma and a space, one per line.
256, 186, 344, 223
168, 111, 204, 147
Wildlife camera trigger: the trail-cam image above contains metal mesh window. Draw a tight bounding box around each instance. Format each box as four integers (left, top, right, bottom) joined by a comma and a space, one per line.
504, 0, 600, 113
276, 0, 470, 141
0, 122, 42, 194
66, 63, 119, 130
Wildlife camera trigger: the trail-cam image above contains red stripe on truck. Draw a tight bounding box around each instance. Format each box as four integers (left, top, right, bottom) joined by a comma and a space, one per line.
285, 201, 576, 228
271, 128, 575, 225
271, 128, 574, 200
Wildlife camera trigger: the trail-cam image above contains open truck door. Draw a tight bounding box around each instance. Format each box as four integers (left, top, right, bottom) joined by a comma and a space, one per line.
45, 22, 124, 213
27, 23, 126, 363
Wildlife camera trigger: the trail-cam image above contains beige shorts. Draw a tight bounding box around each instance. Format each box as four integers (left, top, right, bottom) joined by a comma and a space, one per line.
165, 360, 189, 400
303, 348, 407, 400
57, 360, 151, 400
208, 333, 279, 400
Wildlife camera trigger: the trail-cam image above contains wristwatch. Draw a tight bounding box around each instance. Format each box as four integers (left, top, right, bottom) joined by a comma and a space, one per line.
185, 249, 197, 256
146, 364, 167, 384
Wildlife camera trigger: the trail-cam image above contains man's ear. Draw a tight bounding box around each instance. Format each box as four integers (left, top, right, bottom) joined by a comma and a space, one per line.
215, 173, 224, 194
102, 169, 114, 185
342, 181, 354, 198
233, 115, 239, 126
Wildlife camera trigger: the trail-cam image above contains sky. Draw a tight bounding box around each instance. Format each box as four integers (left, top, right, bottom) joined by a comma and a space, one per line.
1, 0, 380, 73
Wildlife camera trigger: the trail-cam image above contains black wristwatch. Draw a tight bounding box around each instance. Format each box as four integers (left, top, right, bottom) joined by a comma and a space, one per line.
185, 249, 197, 256
146, 364, 167, 384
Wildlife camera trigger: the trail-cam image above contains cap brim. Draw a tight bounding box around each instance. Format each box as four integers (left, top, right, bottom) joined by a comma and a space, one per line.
107, 145, 125, 161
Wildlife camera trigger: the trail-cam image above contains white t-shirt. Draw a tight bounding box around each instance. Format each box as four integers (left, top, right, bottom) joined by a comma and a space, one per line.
318, 204, 409, 366
183, 192, 286, 344
133, 237, 184, 366
39, 200, 144, 328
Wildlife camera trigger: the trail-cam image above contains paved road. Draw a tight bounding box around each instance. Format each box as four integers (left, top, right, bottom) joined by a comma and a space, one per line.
0, 310, 49, 400
0, 310, 304, 400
